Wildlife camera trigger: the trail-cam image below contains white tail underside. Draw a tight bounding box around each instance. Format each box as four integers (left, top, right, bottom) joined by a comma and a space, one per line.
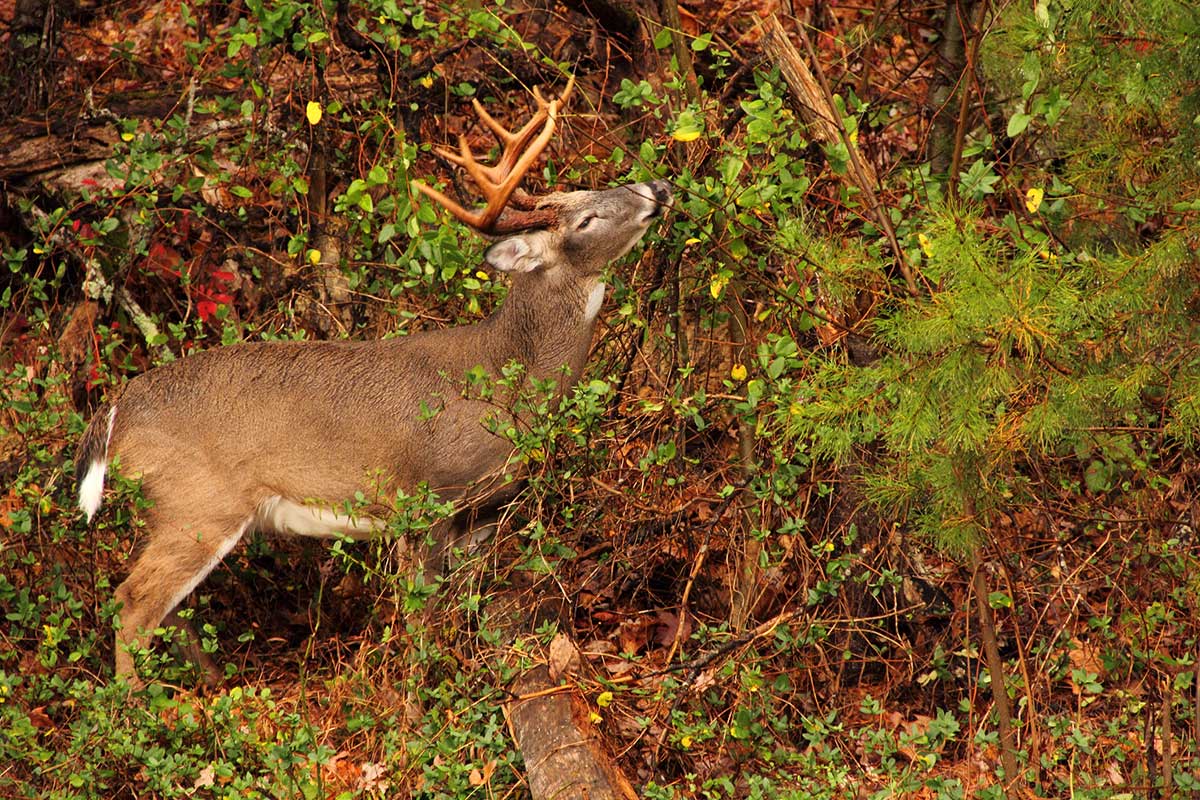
78, 406, 117, 522
78, 460, 107, 522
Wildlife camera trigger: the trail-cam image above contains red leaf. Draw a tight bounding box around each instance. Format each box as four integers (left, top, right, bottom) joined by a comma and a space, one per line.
197, 300, 217, 321
145, 242, 183, 278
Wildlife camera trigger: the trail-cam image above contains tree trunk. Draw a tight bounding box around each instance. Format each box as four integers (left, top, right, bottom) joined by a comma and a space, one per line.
761, 14, 917, 296
926, 0, 979, 177
6, 0, 60, 112
971, 547, 1021, 798
728, 285, 760, 631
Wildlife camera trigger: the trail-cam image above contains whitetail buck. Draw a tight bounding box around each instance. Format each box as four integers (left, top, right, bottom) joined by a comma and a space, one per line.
76, 79, 672, 681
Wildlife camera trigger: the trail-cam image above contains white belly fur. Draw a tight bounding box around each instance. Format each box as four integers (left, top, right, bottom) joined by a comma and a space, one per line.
256, 496, 384, 540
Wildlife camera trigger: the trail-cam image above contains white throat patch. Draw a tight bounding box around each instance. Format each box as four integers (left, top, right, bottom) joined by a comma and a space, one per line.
584, 282, 607, 323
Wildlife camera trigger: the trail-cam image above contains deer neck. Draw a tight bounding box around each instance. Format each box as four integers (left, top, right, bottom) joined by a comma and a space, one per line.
485, 273, 605, 385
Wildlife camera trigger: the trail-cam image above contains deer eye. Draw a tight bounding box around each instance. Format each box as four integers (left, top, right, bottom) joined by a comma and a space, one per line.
576, 214, 597, 231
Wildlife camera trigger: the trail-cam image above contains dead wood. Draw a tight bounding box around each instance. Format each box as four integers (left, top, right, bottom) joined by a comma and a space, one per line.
485, 578, 637, 800
508, 665, 638, 800
0, 118, 118, 189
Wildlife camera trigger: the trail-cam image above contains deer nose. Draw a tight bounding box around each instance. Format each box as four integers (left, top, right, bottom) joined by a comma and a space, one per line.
638, 180, 673, 220
648, 180, 673, 206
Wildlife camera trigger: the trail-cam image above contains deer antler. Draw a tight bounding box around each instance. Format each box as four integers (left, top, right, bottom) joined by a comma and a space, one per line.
413, 76, 575, 235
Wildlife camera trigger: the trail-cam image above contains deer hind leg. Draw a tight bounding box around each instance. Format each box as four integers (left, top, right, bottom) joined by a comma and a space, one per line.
113, 510, 249, 682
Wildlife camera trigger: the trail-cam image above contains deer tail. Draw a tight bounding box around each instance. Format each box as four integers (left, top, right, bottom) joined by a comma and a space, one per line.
76, 405, 117, 523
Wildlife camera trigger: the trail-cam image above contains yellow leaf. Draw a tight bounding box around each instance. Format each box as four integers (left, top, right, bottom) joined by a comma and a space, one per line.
680, 735, 693, 749
305, 101, 323, 126
918, 233, 933, 258
672, 128, 701, 142
709, 273, 729, 300
685, 237, 700, 246
475, 270, 489, 281
120, 132, 135, 142
848, 127, 859, 146
597, 691, 614, 708
589, 711, 603, 724
730, 364, 747, 381
418, 73, 435, 89
1024, 187, 1044, 213
306, 249, 321, 265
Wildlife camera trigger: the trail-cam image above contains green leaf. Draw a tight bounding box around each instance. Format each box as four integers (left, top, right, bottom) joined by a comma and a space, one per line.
1006, 111, 1031, 137
958, 159, 1001, 198
652, 28, 673, 50
1034, 0, 1050, 27
639, 139, 657, 163
1084, 460, 1111, 493
720, 156, 744, 185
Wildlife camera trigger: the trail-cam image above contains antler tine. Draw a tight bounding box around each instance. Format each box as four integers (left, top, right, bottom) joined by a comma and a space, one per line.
538, 73, 576, 110
415, 77, 575, 233
465, 73, 574, 184
439, 110, 547, 186
412, 179, 482, 225
473, 101, 559, 231
473, 99, 545, 151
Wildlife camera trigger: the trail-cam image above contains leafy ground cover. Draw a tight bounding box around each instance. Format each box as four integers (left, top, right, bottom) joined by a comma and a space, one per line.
2, 0, 1199, 797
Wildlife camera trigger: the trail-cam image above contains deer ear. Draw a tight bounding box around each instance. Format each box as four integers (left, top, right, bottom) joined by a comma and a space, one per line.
485, 236, 543, 273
